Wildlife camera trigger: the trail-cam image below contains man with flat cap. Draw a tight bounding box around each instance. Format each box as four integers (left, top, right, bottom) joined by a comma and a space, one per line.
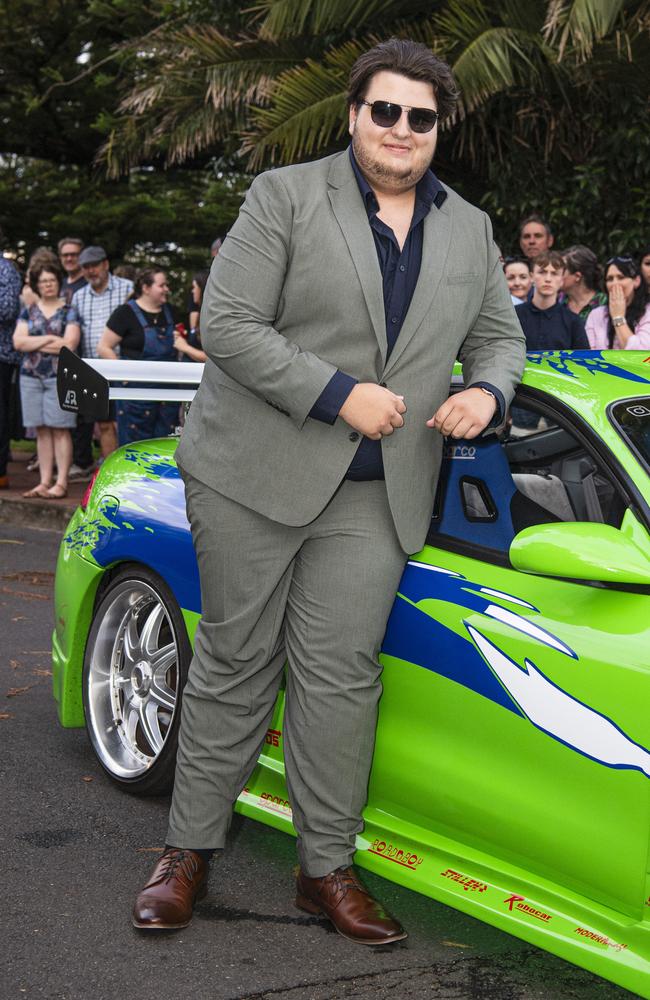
133, 37, 525, 944
67, 246, 132, 471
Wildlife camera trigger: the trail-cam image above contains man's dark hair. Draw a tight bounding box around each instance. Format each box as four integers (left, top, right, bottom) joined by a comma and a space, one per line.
347, 38, 459, 121
519, 213, 553, 238
28, 261, 64, 294
57, 236, 84, 253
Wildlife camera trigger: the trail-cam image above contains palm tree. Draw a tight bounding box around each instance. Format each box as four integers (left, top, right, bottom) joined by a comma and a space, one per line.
99, 0, 649, 177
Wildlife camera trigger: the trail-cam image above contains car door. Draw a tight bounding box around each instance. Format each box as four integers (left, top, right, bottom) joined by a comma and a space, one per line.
374, 391, 650, 921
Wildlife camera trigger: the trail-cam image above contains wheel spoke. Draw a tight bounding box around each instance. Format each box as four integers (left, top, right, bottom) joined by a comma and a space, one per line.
123, 703, 140, 748
122, 614, 141, 668
151, 641, 176, 676
150, 673, 176, 712
139, 698, 165, 755
139, 603, 165, 658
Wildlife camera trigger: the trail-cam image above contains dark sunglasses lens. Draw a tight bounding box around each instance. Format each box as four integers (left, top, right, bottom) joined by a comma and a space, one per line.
370, 101, 401, 128
408, 109, 438, 133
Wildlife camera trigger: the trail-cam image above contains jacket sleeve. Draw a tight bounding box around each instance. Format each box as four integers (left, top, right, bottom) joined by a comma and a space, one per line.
199, 170, 339, 430
457, 213, 526, 410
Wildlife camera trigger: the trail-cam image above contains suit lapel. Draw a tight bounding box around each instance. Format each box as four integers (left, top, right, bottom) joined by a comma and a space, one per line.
327, 156, 387, 365
382, 197, 452, 377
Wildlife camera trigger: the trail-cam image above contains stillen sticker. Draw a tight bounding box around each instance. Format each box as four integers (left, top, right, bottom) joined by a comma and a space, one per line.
440, 869, 488, 892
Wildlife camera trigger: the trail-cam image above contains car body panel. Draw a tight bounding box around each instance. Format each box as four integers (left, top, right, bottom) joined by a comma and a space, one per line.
52, 351, 650, 996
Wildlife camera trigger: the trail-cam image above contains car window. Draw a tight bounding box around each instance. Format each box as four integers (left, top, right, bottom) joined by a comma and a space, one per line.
428, 397, 626, 558
610, 397, 650, 476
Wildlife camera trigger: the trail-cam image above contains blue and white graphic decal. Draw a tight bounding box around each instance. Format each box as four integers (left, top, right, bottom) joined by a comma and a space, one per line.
468, 625, 650, 778
526, 350, 650, 384
64, 456, 201, 614
382, 560, 650, 777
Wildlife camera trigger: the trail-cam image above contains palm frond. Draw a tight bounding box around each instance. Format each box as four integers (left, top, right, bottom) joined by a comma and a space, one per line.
241, 38, 373, 166
251, 0, 408, 40
544, 0, 627, 59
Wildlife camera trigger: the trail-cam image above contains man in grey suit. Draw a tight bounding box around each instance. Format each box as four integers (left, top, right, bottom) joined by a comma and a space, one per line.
133, 37, 526, 944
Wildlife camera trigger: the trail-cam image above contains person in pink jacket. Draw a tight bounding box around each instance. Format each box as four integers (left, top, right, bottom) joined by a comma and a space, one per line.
586, 256, 650, 350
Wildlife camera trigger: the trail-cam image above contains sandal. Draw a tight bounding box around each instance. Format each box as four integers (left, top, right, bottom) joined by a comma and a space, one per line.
46, 484, 68, 499
23, 484, 51, 499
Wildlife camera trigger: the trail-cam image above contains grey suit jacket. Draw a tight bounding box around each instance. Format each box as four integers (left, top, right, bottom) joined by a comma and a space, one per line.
176, 150, 526, 553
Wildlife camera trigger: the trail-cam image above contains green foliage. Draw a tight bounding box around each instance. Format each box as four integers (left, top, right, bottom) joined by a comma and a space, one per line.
0, 157, 250, 307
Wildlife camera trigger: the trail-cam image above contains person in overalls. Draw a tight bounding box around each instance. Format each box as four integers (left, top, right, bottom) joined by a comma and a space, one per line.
98, 268, 180, 444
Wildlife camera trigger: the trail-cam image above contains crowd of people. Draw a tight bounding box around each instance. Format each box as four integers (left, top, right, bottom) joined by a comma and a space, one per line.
0, 219, 649, 498
0, 237, 214, 498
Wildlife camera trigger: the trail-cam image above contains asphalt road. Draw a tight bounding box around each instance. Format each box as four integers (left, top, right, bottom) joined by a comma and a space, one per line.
0, 524, 639, 1000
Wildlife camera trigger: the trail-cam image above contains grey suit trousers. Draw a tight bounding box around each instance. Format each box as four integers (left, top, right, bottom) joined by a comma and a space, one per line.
166, 471, 407, 876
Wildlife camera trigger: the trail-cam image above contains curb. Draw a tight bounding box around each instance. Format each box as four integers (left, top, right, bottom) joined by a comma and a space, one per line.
0, 495, 76, 533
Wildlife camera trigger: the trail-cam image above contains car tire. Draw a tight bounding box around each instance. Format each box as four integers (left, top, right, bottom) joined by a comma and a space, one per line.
82, 564, 191, 796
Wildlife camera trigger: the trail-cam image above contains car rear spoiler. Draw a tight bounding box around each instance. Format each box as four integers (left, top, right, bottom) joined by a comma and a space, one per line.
56, 346, 203, 421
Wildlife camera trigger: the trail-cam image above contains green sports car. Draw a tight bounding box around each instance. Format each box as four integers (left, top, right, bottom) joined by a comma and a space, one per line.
53, 349, 650, 996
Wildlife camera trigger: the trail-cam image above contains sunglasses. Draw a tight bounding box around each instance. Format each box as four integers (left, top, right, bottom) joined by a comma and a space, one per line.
358, 99, 439, 134
606, 255, 638, 274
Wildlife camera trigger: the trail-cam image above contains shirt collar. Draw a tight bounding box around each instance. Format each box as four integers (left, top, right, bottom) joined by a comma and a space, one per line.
528, 299, 561, 318
348, 145, 447, 220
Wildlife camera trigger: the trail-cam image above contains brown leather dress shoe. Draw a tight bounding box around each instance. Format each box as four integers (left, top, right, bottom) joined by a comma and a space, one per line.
296, 865, 407, 945
132, 849, 208, 930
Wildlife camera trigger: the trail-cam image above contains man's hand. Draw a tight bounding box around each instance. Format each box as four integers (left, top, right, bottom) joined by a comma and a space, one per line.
426, 387, 497, 439
339, 383, 406, 440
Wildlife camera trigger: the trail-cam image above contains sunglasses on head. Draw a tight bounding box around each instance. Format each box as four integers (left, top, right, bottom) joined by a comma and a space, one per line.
358, 99, 439, 134
606, 255, 638, 273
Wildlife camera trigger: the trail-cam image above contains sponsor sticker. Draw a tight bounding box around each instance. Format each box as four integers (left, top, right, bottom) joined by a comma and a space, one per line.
574, 927, 628, 953
444, 444, 476, 460
503, 894, 552, 922
259, 791, 292, 814
265, 728, 281, 747
440, 868, 488, 893
369, 839, 422, 870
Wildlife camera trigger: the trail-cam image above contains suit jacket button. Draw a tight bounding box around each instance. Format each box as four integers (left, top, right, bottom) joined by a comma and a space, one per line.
349, 432, 360, 442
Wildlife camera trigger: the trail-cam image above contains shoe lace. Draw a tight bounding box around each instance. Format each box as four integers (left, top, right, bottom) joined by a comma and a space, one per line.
159, 850, 199, 886
329, 866, 368, 898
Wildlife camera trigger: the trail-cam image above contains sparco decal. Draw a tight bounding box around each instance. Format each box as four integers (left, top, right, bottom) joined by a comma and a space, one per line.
443, 444, 476, 460
440, 868, 488, 892
574, 927, 628, 952
259, 792, 292, 814
503, 894, 552, 922
369, 840, 423, 870
265, 728, 281, 747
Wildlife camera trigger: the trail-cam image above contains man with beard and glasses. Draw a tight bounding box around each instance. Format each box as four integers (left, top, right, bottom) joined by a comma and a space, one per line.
133, 37, 525, 944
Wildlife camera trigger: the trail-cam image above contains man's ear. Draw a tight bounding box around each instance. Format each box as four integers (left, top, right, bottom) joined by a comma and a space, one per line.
548, 234, 555, 248
348, 102, 357, 138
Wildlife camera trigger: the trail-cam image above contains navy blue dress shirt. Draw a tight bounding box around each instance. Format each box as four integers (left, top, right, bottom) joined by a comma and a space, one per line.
309, 146, 503, 479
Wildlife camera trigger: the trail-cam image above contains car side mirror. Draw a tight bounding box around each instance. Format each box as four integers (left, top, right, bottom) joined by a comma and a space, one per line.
509, 510, 650, 585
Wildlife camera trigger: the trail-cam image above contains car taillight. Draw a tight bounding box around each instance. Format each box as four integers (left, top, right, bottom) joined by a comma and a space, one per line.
80, 468, 101, 511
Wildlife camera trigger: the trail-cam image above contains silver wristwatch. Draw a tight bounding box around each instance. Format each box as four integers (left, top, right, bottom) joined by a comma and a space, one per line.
612, 316, 626, 327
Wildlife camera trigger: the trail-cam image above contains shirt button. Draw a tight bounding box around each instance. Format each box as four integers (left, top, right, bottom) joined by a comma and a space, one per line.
391, 316, 398, 324
349, 432, 360, 442
399, 265, 406, 272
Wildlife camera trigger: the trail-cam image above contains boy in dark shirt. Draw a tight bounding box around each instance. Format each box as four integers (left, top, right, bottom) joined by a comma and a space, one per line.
515, 251, 588, 350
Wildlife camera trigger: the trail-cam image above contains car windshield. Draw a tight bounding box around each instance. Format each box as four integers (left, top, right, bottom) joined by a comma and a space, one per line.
610, 398, 650, 473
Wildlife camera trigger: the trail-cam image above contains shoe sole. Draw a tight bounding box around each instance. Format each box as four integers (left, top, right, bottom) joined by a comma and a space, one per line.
295, 894, 408, 946
131, 881, 207, 931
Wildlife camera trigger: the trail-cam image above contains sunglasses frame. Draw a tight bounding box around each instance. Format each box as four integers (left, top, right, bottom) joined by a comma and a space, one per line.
357, 99, 439, 134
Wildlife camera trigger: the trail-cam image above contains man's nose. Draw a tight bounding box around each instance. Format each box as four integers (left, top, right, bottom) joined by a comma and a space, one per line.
391, 109, 411, 135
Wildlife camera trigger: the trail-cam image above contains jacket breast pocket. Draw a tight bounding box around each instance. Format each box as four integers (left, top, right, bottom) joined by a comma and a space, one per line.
446, 272, 479, 285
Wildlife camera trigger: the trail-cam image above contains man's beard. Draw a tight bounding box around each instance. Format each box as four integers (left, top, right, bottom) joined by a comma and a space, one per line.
352, 130, 432, 192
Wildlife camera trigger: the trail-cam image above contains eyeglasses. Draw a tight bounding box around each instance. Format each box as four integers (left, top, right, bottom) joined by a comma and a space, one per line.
358, 100, 439, 134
